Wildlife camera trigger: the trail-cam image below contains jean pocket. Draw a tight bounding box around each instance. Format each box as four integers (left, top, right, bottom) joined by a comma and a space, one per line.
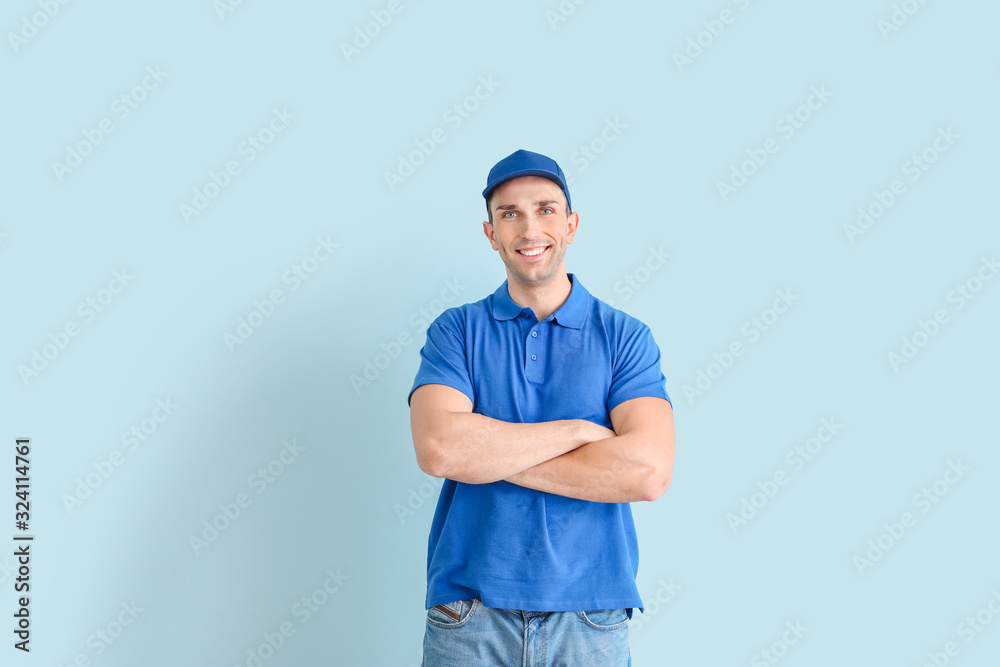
578, 608, 629, 631
426, 598, 479, 628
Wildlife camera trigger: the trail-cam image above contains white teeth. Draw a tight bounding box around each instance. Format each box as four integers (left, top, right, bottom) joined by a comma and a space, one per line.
519, 247, 546, 256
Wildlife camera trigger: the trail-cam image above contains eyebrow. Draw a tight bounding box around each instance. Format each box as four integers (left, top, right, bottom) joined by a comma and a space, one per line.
494, 200, 562, 211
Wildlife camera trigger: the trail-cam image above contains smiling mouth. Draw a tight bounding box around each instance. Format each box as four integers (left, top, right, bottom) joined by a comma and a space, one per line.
516, 245, 550, 259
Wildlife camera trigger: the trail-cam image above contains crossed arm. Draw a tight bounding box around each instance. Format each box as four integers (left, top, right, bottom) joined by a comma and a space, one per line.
409, 384, 675, 503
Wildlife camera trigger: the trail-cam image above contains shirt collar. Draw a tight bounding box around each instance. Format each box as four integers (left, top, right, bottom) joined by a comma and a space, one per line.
490, 273, 589, 329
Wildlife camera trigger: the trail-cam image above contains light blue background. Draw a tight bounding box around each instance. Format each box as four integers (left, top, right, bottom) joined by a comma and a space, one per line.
2, 0, 998, 665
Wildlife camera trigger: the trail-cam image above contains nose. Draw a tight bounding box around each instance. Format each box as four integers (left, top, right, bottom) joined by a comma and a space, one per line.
518, 211, 545, 236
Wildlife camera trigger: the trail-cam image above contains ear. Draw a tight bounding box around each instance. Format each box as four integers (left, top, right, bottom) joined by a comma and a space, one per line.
565, 211, 580, 245
482, 220, 499, 250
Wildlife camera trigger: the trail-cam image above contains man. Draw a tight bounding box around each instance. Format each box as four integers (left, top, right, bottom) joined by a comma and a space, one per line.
408, 149, 675, 666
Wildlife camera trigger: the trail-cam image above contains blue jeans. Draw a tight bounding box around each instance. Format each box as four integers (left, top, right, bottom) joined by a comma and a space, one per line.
422, 598, 632, 666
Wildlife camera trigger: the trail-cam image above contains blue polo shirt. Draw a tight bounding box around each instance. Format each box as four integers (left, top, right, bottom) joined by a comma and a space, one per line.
408, 273, 669, 614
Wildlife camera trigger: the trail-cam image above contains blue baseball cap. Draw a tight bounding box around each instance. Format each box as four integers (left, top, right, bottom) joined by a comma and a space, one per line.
482, 149, 572, 213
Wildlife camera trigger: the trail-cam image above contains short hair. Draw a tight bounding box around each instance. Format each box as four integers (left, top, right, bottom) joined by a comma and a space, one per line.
486, 188, 571, 225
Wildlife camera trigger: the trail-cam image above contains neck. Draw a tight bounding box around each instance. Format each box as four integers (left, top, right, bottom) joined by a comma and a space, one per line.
506, 271, 572, 321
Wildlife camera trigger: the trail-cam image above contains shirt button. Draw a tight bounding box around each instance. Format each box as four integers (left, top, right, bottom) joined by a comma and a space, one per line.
531, 332, 538, 338
531, 354, 537, 361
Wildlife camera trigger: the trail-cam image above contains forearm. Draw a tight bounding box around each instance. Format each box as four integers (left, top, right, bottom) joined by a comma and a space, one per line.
426, 413, 596, 484
503, 433, 659, 503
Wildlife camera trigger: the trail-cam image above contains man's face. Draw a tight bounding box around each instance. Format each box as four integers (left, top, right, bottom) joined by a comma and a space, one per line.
483, 176, 578, 288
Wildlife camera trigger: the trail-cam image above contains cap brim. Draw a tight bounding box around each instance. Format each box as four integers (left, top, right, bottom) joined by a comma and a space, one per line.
482, 169, 565, 199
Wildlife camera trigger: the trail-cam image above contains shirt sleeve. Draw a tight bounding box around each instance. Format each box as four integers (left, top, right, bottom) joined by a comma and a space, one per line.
407, 316, 475, 407
607, 323, 670, 413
